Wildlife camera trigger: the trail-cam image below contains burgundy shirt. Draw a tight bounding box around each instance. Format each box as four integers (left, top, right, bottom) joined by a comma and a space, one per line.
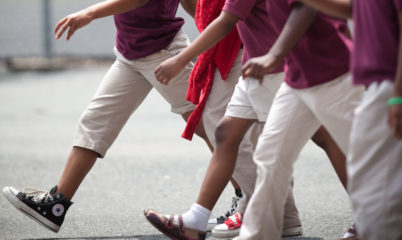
265, 0, 351, 89
114, 0, 184, 60
352, 0, 402, 86
223, 0, 284, 74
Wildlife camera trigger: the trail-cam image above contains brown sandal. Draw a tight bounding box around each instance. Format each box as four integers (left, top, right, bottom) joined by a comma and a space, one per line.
144, 209, 206, 240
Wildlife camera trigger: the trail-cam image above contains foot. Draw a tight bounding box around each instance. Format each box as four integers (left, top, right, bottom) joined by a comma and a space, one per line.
212, 212, 242, 238
339, 224, 359, 240
212, 212, 303, 238
144, 209, 206, 240
2, 186, 72, 233
207, 196, 240, 231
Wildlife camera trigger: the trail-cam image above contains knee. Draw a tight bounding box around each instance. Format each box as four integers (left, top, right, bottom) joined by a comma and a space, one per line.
215, 122, 228, 146
214, 122, 240, 148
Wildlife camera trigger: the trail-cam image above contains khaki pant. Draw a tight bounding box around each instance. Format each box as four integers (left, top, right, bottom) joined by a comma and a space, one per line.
74, 30, 195, 157
348, 80, 402, 240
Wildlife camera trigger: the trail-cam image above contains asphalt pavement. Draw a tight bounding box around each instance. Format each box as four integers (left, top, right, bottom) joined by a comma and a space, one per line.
0, 66, 353, 240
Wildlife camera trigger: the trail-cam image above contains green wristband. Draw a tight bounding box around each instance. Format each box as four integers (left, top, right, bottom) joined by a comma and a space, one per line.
387, 97, 402, 106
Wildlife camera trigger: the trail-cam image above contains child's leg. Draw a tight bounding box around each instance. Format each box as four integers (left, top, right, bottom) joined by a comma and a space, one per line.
2, 58, 154, 232
305, 74, 363, 189
176, 116, 254, 232
57, 147, 97, 200
237, 83, 321, 240
311, 126, 347, 188
231, 122, 263, 214
348, 81, 402, 240
199, 52, 246, 228
182, 111, 214, 151
229, 177, 241, 191
58, 59, 153, 200
307, 74, 364, 154
201, 50, 242, 148
297, 73, 363, 238
196, 116, 255, 210
144, 116, 254, 236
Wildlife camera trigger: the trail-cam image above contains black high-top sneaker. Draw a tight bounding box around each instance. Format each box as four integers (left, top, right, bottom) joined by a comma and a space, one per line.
2, 185, 72, 233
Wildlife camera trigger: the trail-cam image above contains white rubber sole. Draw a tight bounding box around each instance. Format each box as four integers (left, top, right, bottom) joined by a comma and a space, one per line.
2, 186, 60, 233
211, 224, 303, 238
212, 227, 240, 238
207, 222, 218, 232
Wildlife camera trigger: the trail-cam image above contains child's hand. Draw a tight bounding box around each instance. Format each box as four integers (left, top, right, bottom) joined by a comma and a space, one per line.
155, 56, 186, 85
241, 54, 281, 83
54, 9, 93, 41
388, 104, 402, 139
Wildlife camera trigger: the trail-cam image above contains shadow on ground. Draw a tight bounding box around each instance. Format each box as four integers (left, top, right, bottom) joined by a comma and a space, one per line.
285, 237, 323, 240
23, 234, 323, 240
22, 235, 168, 240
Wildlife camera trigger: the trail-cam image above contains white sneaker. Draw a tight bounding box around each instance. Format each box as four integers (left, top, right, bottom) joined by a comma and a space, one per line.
206, 196, 240, 232
212, 211, 303, 239
212, 212, 242, 238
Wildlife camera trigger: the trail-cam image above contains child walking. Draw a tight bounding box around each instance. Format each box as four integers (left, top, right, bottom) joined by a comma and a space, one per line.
143, 0, 353, 239
174, 0, 260, 233
297, 0, 402, 239
2, 0, 213, 233
233, 1, 364, 239
146, 1, 301, 238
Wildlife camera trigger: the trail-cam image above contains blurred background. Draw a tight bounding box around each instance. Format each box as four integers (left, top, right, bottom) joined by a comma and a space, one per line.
0, 0, 198, 71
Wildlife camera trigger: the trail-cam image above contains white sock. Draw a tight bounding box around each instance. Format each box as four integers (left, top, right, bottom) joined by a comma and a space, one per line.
167, 203, 211, 232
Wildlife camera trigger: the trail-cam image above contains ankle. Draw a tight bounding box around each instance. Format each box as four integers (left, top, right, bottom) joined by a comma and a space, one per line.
54, 185, 73, 201
182, 203, 211, 232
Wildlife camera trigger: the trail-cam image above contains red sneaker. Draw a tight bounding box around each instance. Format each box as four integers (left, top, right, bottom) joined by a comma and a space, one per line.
212, 212, 243, 238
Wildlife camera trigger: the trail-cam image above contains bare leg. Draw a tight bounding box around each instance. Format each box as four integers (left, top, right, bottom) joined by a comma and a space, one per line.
311, 126, 347, 189
57, 147, 98, 200
182, 111, 214, 152
230, 177, 241, 190
196, 117, 254, 210
182, 111, 242, 192
56, 111, 212, 202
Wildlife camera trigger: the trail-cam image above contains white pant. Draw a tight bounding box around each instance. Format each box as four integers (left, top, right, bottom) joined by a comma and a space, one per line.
225, 72, 300, 222
74, 30, 195, 157
237, 73, 364, 240
348, 80, 402, 240
225, 73, 284, 122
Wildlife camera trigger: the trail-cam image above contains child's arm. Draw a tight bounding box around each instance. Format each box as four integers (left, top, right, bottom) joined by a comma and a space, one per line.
180, 0, 197, 18
54, 0, 148, 40
298, 0, 352, 19
242, 3, 316, 81
388, 9, 402, 139
155, 11, 238, 85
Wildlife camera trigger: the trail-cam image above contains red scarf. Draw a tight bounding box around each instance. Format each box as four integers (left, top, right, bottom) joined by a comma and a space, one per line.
182, 0, 242, 140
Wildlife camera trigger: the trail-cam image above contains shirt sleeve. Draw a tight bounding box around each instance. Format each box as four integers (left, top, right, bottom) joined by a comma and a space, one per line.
222, 0, 256, 21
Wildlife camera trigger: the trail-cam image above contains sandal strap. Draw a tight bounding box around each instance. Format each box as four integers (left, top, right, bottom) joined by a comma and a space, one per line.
178, 215, 184, 232
167, 215, 175, 227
